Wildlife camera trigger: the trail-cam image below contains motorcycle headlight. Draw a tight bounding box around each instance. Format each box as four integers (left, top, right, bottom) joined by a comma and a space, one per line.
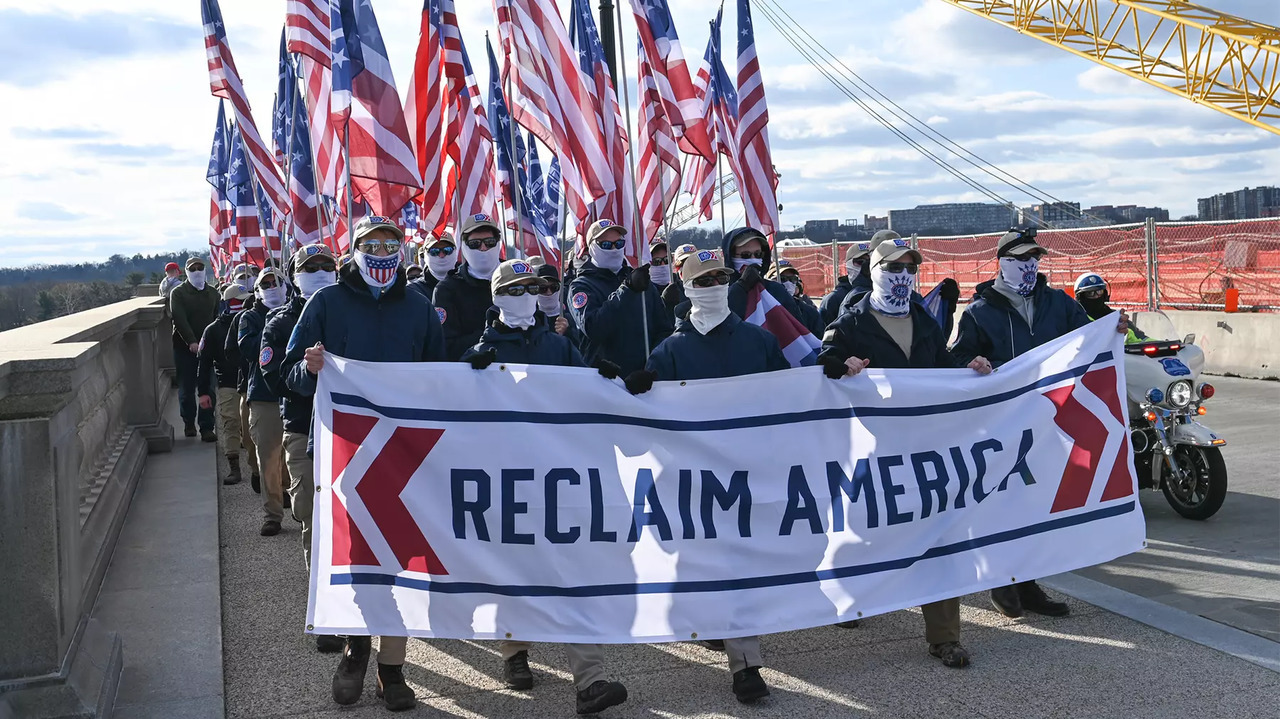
1167, 380, 1192, 408
1145, 388, 1164, 404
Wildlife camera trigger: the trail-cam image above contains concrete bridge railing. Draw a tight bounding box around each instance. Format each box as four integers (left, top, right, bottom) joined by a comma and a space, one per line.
0, 296, 174, 718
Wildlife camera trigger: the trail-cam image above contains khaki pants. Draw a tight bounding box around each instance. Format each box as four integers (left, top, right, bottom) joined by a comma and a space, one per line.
922, 598, 961, 645
239, 394, 259, 475
215, 388, 245, 454
501, 641, 607, 691
248, 401, 286, 522
723, 636, 763, 674
283, 431, 314, 567
376, 636, 407, 665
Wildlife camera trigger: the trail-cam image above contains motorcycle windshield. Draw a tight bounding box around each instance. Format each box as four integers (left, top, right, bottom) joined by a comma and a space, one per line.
1130, 311, 1179, 342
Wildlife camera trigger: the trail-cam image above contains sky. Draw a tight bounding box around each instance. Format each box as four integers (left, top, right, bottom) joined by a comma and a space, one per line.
0, 0, 1277, 268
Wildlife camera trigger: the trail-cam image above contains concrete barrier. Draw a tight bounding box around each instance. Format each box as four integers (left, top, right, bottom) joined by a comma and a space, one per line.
1161, 310, 1277, 380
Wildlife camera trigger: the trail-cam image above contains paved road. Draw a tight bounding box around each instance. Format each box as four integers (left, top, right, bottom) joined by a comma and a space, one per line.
1078, 375, 1280, 642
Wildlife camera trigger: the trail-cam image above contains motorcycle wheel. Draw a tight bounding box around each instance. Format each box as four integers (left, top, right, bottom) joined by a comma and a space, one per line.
1160, 445, 1228, 520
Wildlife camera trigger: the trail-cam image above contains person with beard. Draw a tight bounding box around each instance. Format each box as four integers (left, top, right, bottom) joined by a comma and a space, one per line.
1075, 273, 1146, 343
283, 215, 446, 713
238, 268, 292, 538
819, 241, 871, 327
950, 228, 1130, 619
410, 232, 458, 299
170, 256, 220, 439
568, 219, 674, 377
839, 230, 961, 336
720, 227, 805, 323
818, 240, 994, 669
434, 215, 503, 360
631, 249, 785, 704
197, 285, 251, 485
660, 243, 699, 314
769, 258, 824, 335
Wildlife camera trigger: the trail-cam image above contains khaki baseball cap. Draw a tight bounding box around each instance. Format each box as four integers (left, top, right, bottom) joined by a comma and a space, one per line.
585, 219, 626, 245
426, 231, 456, 249
353, 215, 404, 242
461, 213, 501, 238
680, 248, 728, 283
871, 237, 923, 266
844, 242, 873, 262
868, 230, 902, 251
185, 256, 206, 270
490, 259, 545, 295
671, 243, 699, 269
221, 285, 250, 302
292, 243, 336, 270
770, 258, 801, 280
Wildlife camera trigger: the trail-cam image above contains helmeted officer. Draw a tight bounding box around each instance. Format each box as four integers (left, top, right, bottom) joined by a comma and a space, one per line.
820, 240, 872, 326
818, 240, 994, 669
410, 231, 458, 299
238, 267, 291, 537
633, 249, 785, 704
950, 228, 1130, 618
1075, 272, 1146, 343
433, 215, 503, 360
197, 285, 251, 485
721, 227, 804, 323
568, 219, 674, 376
283, 215, 446, 713
769, 258, 824, 335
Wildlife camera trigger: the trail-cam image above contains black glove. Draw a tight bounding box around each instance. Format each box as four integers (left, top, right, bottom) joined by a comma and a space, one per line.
624, 369, 658, 395
626, 264, 651, 293
739, 263, 762, 291
818, 353, 847, 380
467, 347, 498, 370
596, 359, 621, 380
940, 277, 961, 304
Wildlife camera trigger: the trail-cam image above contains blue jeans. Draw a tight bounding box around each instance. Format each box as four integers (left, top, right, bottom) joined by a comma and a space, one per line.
174, 344, 214, 431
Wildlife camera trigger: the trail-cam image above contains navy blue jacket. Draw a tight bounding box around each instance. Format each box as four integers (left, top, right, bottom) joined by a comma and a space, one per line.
237, 302, 278, 404
261, 296, 311, 434
794, 295, 825, 335
461, 308, 586, 368
721, 228, 804, 324
431, 263, 493, 361
224, 307, 251, 393
569, 260, 674, 375
949, 275, 1089, 368
647, 313, 789, 381
197, 312, 240, 395
839, 280, 957, 339
284, 264, 446, 399
408, 271, 448, 302
821, 269, 873, 325
819, 296, 957, 370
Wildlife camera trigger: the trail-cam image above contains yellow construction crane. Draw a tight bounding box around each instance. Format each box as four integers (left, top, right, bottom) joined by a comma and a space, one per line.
935, 1, 1280, 136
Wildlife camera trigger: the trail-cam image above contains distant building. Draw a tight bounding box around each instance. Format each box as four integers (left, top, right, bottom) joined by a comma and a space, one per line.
888, 203, 1017, 236
1082, 204, 1170, 224
804, 219, 840, 242
1197, 186, 1280, 221
863, 215, 889, 232
1021, 202, 1093, 228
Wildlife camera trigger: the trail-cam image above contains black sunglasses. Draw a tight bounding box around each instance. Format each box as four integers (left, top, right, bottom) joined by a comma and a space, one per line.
1009, 251, 1043, 262
883, 262, 918, 274
596, 239, 626, 250
734, 250, 765, 260
300, 262, 336, 273
690, 273, 731, 288
464, 236, 501, 250
650, 256, 670, 266
427, 246, 455, 257
539, 283, 560, 295
496, 283, 541, 297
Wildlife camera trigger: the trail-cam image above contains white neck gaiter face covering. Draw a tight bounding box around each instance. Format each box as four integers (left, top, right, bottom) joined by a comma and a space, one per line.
783, 280, 798, 297
650, 264, 671, 285
868, 264, 915, 317
427, 253, 456, 281
731, 257, 763, 273
537, 293, 561, 317
257, 284, 287, 310
998, 256, 1039, 297
187, 270, 207, 290
589, 243, 625, 273
845, 260, 864, 278
685, 283, 731, 335
494, 293, 537, 329
295, 271, 336, 299
462, 244, 500, 279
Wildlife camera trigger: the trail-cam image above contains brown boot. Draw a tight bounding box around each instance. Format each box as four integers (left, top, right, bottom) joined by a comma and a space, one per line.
225, 455, 242, 485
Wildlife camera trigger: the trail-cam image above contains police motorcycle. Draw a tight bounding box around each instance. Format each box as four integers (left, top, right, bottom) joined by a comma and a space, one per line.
1125, 311, 1227, 520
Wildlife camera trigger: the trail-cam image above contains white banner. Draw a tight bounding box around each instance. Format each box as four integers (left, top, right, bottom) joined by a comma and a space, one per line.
307, 319, 1145, 642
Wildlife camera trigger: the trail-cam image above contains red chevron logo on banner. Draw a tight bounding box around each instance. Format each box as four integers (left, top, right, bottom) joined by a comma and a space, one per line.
1043, 367, 1135, 513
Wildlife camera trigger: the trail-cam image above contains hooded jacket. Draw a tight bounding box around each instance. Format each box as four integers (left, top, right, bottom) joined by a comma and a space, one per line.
949, 274, 1089, 368
196, 312, 241, 396
568, 260, 674, 375
819, 295, 957, 370
462, 308, 586, 368
284, 263, 446, 399
720, 228, 804, 324
432, 262, 494, 361
261, 296, 312, 434
236, 301, 279, 404
647, 313, 789, 382
839, 276, 958, 339
408, 270, 448, 302
794, 294, 825, 336
819, 262, 873, 326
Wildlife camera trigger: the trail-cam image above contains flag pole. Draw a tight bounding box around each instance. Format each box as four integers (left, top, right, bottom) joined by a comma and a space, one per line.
613, 0, 650, 357
295, 54, 329, 250
283, 56, 298, 262
343, 130, 355, 253
503, 57, 526, 260
718, 155, 726, 239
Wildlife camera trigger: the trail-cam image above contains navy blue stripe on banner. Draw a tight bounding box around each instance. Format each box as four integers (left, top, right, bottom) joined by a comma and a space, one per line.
329, 500, 1135, 597
330, 351, 1115, 431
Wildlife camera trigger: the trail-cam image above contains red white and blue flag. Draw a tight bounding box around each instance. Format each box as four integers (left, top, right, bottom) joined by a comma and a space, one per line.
636, 35, 681, 243
287, 74, 323, 246
685, 9, 737, 223
628, 0, 713, 160
734, 0, 779, 237
206, 101, 235, 250
744, 284, 820, 367
486, 37, 549, 259
405, 0, 451, 237
441, 7, 498, 228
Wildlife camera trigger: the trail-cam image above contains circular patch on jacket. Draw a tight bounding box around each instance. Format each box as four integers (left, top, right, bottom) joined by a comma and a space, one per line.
572, 292, 589, 309
259, 346, 273, 366
436, 307, 447, 324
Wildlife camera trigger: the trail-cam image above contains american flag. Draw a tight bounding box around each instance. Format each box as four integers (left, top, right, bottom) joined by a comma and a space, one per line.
330, 0, 422, 219
285, 1, 344, 202
628, 0, 713, 160
286, 0, 330, 64
226, 124, 266, 266
271, 29, 296, 167
525, 132, 560, 247
735, 0, 779, 236
492, 0, 615, 230
685, 9, 738, 223
636, 35, 680, 243
201, 0, 289, 224
287, 73, 323, 246
206, 101, 235, 250
406, 0, 450, 237
441, 5, 498, 227
485, 37, 547, 259
744, 285, 820, 368
568, 0, 639, 264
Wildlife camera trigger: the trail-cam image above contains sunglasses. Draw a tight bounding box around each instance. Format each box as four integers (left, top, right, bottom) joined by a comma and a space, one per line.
1079, 288, 1105, 299
650, 256, 670, 266
735, 250, 765, 260
539, 282, 560, 295
883, 262, 918, 274
496, 283, 542, 297
690, 273, 731, 288
464, 236, 500, 250
427, 246, 455, 257
358, 240, 401, 254
1008, 251, 1044, 262
188, 264, 206, 272
596, 239, 626, 250
258, 278, 279, 289
300, 262, 336, 273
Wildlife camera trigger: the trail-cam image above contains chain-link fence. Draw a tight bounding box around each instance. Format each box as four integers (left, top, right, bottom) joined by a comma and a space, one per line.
779, 217, 1280, 311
